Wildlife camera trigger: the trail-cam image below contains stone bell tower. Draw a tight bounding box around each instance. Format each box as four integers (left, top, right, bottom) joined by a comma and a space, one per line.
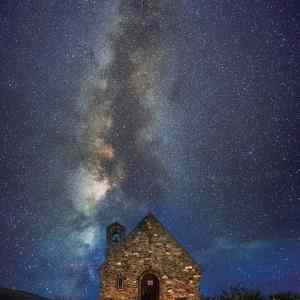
106, 222, 126, 253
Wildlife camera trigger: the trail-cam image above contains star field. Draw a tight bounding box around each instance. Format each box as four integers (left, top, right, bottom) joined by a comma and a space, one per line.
0, 1, 299, 299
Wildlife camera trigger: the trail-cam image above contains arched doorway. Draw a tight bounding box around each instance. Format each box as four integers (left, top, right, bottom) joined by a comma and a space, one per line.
140, 273, 159, 300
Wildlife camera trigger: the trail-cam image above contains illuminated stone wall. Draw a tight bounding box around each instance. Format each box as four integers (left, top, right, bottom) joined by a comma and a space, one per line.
98, 214, 202, 300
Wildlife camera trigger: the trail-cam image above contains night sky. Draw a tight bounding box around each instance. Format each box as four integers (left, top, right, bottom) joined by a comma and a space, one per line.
0, 1, 299, 299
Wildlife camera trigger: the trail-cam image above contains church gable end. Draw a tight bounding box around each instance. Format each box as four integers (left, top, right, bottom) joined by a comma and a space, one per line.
99, 214, 202, 300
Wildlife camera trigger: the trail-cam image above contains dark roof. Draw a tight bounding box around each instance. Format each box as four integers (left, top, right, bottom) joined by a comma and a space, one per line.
107, 222, 125, 228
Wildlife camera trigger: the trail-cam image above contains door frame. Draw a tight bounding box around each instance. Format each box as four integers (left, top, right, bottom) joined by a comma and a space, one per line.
138, 270, 160, 300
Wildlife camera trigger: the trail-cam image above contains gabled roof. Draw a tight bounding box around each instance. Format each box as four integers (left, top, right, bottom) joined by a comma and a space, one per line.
135, 213, 202, 273
99, 213, 202, 274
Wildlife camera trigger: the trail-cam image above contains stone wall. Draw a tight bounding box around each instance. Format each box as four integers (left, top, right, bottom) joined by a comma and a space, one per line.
98, 215, 202, 300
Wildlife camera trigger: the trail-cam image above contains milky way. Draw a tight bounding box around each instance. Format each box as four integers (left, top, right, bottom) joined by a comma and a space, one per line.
78, 1, 176, 209
0, 0, 299, 299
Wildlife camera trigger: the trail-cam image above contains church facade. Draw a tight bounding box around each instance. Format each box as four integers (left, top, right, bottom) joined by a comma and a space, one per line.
98, 214, 202, 300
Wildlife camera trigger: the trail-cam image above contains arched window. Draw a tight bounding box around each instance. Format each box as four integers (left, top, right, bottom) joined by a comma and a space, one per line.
112, 232, 121, 243
116, 275, 124, 289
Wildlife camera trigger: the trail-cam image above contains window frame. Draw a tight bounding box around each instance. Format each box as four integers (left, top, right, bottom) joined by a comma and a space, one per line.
116, 275, 124, 289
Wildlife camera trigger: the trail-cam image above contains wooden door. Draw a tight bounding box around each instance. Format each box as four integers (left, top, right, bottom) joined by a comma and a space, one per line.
141, 273, 159, 300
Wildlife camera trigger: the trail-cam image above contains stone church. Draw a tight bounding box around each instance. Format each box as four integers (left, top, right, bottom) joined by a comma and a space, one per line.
98, 213, 202, 300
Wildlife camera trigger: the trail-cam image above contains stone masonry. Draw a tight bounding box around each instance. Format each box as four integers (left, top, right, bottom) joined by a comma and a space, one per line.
98, 213, 202, 300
